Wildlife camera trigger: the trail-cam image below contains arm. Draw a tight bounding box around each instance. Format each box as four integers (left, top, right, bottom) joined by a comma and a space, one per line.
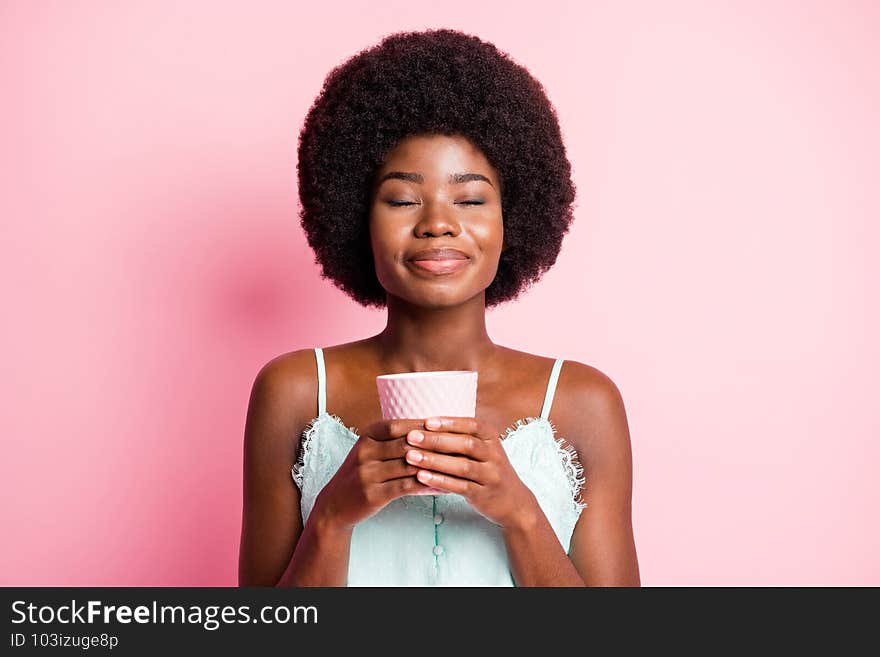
275, 506, 353, 587
565, 366, 641, 587
502, 497, 587, 586
238, 352, 353, 587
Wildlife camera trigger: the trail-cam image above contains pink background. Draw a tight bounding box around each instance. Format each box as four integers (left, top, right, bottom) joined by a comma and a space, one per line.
2, 1, 877, 586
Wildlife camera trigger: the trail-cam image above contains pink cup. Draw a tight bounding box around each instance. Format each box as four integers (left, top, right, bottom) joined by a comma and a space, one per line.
376, 370, 478, 495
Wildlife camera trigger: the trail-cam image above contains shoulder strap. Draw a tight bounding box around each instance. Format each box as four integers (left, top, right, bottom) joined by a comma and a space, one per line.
540, 358, 565, 420
314, 347, 326, 416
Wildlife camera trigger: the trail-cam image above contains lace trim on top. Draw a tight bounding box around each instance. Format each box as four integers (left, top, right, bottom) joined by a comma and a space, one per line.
500, 416, 587, 514
291, 412, 358, 490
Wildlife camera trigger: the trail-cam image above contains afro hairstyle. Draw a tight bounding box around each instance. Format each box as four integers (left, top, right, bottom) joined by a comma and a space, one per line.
296, 28, 576, 308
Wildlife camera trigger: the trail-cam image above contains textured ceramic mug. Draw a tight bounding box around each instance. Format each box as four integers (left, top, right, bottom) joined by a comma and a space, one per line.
376, 370, 478, 495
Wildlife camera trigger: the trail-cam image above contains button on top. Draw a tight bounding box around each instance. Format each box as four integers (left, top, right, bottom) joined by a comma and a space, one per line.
432, 544, 444, 556
433, 514, 444, 525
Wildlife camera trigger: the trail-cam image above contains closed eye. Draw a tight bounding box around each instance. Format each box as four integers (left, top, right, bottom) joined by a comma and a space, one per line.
385, 200, 485, 207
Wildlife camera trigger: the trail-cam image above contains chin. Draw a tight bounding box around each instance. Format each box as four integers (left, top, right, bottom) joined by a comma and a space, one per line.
406, 294, 464, 309
403, 286, 487, 309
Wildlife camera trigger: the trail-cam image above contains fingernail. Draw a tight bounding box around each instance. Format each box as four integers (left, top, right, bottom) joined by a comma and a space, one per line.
425, 418, 441, 430
417, 470, 433, 482
408, 430, 424, 444
407, 450, 423, 463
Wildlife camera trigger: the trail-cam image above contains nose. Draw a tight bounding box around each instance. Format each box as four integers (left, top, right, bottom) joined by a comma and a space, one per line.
413, 200, 461, 238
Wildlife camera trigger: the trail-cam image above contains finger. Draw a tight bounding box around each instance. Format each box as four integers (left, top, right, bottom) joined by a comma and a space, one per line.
371, 436, 418, 461
359, 435, 406, 461
406, 429, 488, 460
405, 449, 486, 484
408, 486, 446, 496
425, 416, 490, 440
364, 418, 427, 441
415, 469, 478, 496
365, 458, 420, 483
362, 436, 424, 463
383, 476, 445, 499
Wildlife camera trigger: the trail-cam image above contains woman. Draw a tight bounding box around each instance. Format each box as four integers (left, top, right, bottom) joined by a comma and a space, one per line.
239, 29, 640, 587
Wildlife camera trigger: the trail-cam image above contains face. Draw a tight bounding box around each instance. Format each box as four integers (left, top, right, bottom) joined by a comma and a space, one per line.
369, 133, 504, 309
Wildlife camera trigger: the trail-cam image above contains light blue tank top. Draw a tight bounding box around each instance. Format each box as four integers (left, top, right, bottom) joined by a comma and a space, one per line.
292, 347, 586, 586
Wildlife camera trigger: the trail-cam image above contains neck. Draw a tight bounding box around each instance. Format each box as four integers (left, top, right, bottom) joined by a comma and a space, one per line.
370, 292, 499, 373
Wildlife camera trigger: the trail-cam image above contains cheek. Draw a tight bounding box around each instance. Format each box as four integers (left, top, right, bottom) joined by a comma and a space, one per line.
472, 216, 504, 256
371, 227, 405, 264
368, 217, 408, 285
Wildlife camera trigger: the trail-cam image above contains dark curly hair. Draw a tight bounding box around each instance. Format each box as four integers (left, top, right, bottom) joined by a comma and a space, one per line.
297, 28, 576, 308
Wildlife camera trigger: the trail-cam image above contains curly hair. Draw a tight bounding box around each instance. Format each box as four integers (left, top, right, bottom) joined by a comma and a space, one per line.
296, 28, 576, 308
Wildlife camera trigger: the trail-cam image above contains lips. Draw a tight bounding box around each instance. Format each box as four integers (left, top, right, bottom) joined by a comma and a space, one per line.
407, 247, 471, 275
407, 247, 470, 261
409, 259, 470, 274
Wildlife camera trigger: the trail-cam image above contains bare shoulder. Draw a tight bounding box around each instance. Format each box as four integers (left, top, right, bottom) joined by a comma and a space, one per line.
247, 348, 321, 455
558, 359, 625, 406
253, 349, 318, 405
552, 359, 632, 461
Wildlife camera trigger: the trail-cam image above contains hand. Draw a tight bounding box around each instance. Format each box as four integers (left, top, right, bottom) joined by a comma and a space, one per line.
311, 418, 444, 531
403, 416, 539, 528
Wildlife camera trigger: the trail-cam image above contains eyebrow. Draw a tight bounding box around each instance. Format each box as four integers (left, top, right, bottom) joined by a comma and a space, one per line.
377, 171, 495, 188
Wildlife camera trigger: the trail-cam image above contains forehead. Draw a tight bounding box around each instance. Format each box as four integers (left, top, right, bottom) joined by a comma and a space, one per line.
377, 134, 497, 181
